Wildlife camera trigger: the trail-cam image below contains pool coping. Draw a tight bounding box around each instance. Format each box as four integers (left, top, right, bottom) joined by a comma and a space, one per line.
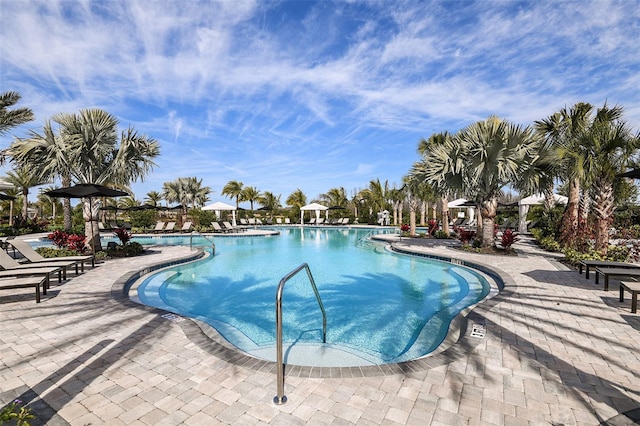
112, 238, 516, 378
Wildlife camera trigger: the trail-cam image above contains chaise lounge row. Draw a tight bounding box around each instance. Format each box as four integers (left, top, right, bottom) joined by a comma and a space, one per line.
0, 238, 95, 303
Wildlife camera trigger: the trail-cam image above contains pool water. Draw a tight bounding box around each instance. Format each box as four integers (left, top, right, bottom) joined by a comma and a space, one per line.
134, 227, 491, 366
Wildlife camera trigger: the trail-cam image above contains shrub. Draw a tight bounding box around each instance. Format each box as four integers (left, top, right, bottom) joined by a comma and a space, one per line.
113, 227, 132, 245
458, 229, 476, 245
427, 219, 438, 236
434, 230, 449, 239
47, 230, 87, 252
501, 229, 519, 249
36, 246, 87, 258
106, 241, 144, 257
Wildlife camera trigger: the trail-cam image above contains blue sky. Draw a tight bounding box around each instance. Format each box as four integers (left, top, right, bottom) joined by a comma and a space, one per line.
1, 0, 639, 207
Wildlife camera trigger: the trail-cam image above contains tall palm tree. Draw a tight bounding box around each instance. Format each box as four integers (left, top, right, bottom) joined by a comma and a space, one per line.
4, 165, 47, 222
581, 105, 640, 252
7, 108, 159, 251
5, 119, 75, 229
401, 176, 420, 236
416, 132, 455, 235
222, 180, 244, 208
0, 91, 34, 139
241, 186, 261, 211
535, 102, 593, 245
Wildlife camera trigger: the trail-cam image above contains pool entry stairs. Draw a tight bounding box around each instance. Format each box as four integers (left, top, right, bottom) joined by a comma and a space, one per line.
274, 263, 326, 405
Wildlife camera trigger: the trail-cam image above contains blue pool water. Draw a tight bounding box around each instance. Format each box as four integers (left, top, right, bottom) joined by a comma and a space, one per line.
132, 227, 492, 367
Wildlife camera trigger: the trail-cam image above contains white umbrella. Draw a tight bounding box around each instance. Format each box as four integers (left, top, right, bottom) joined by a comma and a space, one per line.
203, 201, 238, 226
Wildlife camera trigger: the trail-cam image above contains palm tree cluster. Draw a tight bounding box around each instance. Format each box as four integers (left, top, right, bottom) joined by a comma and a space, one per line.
2, 90, 638, 257
2, 105, 159, 251
409, 103, 640, 252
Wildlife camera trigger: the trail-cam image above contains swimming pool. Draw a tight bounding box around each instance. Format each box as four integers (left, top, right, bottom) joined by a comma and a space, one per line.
132, 227, 493, 367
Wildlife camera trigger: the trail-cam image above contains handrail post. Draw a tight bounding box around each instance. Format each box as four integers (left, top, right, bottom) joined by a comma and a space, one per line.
274, 262, 326, 405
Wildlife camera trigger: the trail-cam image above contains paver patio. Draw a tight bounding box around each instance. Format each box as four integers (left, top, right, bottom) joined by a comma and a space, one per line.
1, 234, 639, 425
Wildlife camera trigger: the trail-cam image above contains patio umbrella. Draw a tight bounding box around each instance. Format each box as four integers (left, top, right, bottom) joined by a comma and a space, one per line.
618, 169, 640, 179
45, 183, 129, 252
0, 193, 16, 201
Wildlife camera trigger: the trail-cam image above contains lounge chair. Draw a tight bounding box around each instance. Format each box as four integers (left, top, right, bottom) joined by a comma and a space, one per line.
179, 221, 193, 233
276, 218, 283, 225
0, 255, 64, 284
316, 218, 324, 225
341, 218, 350, 225
309, 218, 316, 225
284, 218, 291, 225
223, 221, 245, 233
579, 260, 640, 279
248, 218, 256, 226
593, 266, 640, 291
0, 276, 50, 303
211, 222, 227, 233
256, 218, 263, 225
152, 221, 165, 233
240, 218, 249, 226
163, 222, 176, 233
7, 239, 94, 271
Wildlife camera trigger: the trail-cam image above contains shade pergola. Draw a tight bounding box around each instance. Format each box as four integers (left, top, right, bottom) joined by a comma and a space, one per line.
300, 202, 328, 224
518, 193, 568, 232
203, 201, 237, 226
447, 198, 476, 222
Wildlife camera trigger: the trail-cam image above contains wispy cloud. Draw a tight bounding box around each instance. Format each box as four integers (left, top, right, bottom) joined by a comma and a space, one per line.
1, 0, 638, 201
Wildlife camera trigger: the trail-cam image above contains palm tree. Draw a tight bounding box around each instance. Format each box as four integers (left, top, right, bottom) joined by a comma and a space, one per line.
416, 132, 455, 235
0, 91, 34, 139
581, 105, 640, 252
241, 186, 261, 211
4, 165, 47, 223
258, 191, 281, 219
7, 108, 159, 251
5, 118, 75, 229
144, 191, 163, 207
319, 187, 348, 207
222, 180, 244, 208
535, 102, 594, 245
286, 189, 307, 222
413, 118, 541, 248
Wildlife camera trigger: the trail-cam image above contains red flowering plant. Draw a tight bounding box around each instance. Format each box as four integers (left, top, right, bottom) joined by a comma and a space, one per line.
458, 229, 476, 245
428, 219, 438, 236
48, 230, 69, 248
400, 223, 410, 236
113, 227, 132, 245
66, 234, 87, 251
500, 229, 519, 250
46, 230, 88, 254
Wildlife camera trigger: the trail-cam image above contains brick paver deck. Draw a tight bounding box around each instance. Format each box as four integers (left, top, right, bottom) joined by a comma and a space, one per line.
1, 235, 639, 425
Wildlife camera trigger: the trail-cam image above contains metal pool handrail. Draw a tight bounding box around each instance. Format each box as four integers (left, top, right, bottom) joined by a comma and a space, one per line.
274, 262, 326, 405
189, 232, 215, 255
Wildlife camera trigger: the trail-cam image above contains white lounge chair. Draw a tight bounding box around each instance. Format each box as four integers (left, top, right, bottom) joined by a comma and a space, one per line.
163, 222, 176, 233
179, 221, 193, 233
152, 221, 165, 233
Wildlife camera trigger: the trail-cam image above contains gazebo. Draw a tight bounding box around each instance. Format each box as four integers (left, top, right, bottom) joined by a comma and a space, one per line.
300, 202, 328, 224
518, 194, 568, 232
203, 201, 238, 226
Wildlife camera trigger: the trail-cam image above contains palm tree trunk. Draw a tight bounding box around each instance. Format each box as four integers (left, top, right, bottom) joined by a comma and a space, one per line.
420, 201, 426, 226
560, 177, 580, 246
409, 197, 418, 236
593, 177, 614, 254
62, 174, 72, 231
480, 199, 497, 248
83, 198, 102, 253
441, 196, 449, 235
